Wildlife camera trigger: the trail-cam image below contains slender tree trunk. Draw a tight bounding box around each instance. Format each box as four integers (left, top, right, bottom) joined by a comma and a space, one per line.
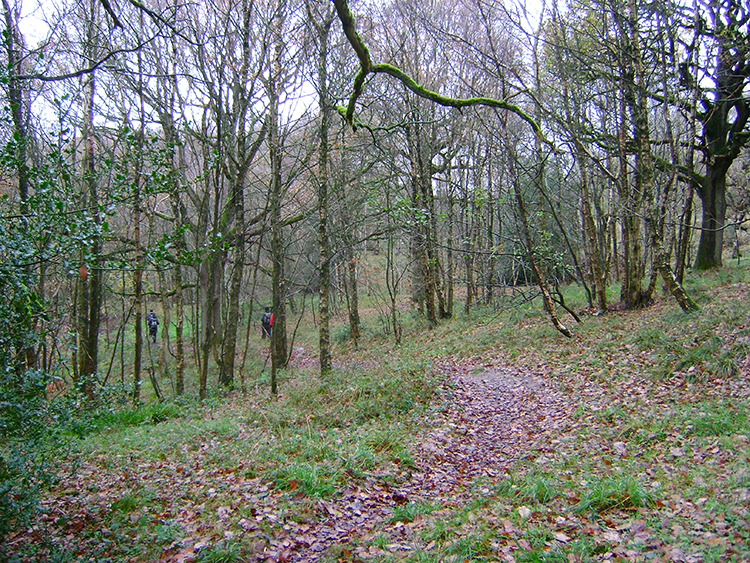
504, 116, 571, 337
269, 0, 288, 395
577, 149, 607, 312
1, 0, 29, 210
76, 70, 98, 395
219, 0, 267, 389
311, 3, 335, 374
240, 233, 265, 385
485, 154, 495, 306
406, 120, 429, 320
73, 0, 104, 400
446, 171, 455, 317
170, 202, 186, 396
513, 178, 572, 338
198, 260, 214, 400
342, 239, 361, 344
133, 190, 144, 402
385, 210, 402, 345
675, 183, 694, 284
616, 14, 648, 309
221, 199, 244, 388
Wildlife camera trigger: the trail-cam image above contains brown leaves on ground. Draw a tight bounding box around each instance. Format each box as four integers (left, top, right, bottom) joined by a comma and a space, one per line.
11, 292, 750, 562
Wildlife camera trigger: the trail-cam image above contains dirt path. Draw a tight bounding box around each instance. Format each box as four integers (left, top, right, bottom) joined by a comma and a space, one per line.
279, 360, 575, 562
410, 361, 573, 491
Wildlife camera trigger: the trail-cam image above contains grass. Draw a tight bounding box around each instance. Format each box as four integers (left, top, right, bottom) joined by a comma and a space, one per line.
687, 401, 748, 436
270, 462, 341, 497
8, 262, 750, 562
572, 475, 655, 513
514, 473, 558, 505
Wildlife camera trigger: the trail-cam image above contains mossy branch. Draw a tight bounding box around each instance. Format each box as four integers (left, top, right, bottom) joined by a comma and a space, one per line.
373, 63, 544, 141
332, 0, 371, 126
332, 0, 545, 142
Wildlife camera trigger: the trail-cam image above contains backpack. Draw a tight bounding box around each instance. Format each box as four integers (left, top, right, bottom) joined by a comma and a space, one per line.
261, 312, 272, 327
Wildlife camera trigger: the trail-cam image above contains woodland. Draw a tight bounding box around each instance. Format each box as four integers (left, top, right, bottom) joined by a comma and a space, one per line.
1, 0, 750, 560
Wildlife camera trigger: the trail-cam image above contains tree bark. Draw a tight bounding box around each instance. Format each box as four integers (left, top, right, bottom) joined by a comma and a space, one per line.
514, 179, 572, 338
691, 0, 750, 270
309, 0, 336, 374
269, 0, 288, 395
694, 163, 730, 270
72, 0, 104, 400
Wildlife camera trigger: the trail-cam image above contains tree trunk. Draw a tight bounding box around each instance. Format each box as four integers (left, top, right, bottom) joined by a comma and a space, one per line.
484, 154, 495, 306
269, 0, 288, 395
690, 0, 750, 269
445, 170, 455, 317
220, 211, 244, 388
514, 180, 572, 338
170, 202, 186, 397
311, 2, 336, 374
133, 198, 144, 402
655, 249, 699, 312
616, 3, 648, 309
343, 242, 361, 344
578, 151, 607, 313
694, 163, 729, 270
72, 0, 104, 400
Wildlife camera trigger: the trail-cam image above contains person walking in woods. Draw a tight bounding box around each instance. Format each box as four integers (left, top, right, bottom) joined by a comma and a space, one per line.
146, 309, 159, 343
261, 307, 273, 339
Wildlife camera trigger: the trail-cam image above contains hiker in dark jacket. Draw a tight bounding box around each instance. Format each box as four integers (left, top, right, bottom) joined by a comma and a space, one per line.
146, 310, 159, 343
261, 307, 273, 339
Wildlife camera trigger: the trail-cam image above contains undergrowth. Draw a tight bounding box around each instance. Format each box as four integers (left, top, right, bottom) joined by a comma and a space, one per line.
7, 264, 750, 562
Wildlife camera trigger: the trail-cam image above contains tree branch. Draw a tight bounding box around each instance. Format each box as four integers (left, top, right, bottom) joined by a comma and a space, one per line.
331, 0, 546, 143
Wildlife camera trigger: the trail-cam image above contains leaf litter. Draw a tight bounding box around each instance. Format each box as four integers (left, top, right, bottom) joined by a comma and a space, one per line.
12, 293, 750, 562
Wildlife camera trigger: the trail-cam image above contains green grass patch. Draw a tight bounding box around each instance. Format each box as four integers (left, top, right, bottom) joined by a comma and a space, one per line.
573, 475, 655, 513
687, 401, 748, 436
516, 550, 569, 563
269, 462, 341, 497
514, 474, 558, 504
194, 539, 250, 563
492, 472, 559, 505
441, 532, 495, 560
390, 500, 441, 523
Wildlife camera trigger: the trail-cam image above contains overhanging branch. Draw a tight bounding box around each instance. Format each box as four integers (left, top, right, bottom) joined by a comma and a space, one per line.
331, 0, 546, 142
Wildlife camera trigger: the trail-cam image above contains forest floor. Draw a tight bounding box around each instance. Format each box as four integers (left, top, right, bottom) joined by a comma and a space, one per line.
6, 270, 750, 562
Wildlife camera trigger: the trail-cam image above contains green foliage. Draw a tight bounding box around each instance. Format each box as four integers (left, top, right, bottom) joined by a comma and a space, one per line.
514, 473, 558, 504
390, 500, 440, 523
92, 399, 184, 429
194, 540, 248, 563
516, 549, 569, 563
270, 462, 341, 497
53, 381, 187, 440
442, 533, 495, 560
0, 438, 55, 538
0, 214, 59, 538
686, 402, 748, 437
573, 475, 654, 513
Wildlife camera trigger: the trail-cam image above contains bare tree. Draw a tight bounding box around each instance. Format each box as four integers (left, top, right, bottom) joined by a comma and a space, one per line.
689, 0, 750, 270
